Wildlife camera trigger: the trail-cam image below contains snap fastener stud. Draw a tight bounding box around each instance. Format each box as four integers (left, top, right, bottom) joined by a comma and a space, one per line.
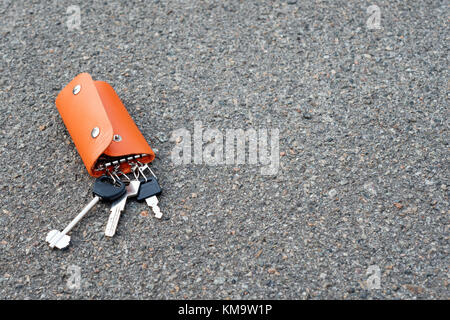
91, 127, 100, 138
73, 85, 81, 95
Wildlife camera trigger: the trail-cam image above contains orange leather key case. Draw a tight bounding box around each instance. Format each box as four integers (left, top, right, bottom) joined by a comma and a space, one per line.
55, 73, 155, 177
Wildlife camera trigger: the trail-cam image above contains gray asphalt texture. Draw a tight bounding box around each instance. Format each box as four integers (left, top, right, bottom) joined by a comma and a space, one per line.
0, 0, 448, 300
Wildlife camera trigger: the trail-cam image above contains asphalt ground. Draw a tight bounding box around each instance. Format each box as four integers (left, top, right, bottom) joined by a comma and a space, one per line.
0, 0, 448, 299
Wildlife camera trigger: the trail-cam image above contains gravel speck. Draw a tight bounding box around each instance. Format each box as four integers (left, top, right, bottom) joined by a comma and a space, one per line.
302, 112, 312, 120
328, 189, 338, 198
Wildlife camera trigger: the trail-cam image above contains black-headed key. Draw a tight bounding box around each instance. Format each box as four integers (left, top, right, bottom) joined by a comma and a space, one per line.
136, 175, 163, 219
46, 175, 126, 249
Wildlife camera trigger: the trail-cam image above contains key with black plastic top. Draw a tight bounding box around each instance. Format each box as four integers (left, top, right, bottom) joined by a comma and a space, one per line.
46, 175, 126, 249
136, 173, 163, 219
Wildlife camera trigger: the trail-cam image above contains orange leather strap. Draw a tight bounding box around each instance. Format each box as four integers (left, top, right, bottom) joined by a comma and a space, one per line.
55, 73, 155, 177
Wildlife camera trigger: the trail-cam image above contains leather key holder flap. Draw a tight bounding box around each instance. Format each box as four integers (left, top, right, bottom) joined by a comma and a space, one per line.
55, 73, 155, 177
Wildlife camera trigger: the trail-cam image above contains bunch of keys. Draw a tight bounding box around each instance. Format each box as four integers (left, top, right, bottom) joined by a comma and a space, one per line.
105, 162, 163, 237
46, 162, 163, 249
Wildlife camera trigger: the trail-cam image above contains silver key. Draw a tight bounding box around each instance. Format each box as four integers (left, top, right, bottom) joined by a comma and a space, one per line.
46, 197, 100, 249
105, 180, 141, 237
136, 162, 163, 219
46, 176, 126, 249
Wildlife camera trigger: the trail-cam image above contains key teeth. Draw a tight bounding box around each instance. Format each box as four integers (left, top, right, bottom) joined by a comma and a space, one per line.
153, 207, 163, 219
145, 196, 163, 218
150, 203, 163, 219
105, 213, 120, 237
105, 191, 129, 237
54, 236, 71, 249
46, 230, 71, 249
45, 230, 59, 243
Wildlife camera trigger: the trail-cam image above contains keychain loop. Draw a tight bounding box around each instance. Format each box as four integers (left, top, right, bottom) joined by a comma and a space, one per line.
106, 168, 117, 185
113, 164, 131, 183
137, 163, 148, 183
130, 162, 141, 181
137, 161, 157, 179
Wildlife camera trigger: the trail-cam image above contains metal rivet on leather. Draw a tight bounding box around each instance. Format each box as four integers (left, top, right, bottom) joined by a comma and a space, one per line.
73, 85, 81, 95
91, 127, 100, 138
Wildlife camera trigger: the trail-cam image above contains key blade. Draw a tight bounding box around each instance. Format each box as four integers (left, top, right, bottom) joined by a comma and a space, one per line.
105, 194, 127, 237
110, 194, 127, 214
46, 230, 71, 249
145, 196, 163, 219
46, 229, 59, 243
145, 196, 158, 207
105, 214, 121, 236
53, 235, 71, 249
105, 206, 124, 237
104, 181, 140, 237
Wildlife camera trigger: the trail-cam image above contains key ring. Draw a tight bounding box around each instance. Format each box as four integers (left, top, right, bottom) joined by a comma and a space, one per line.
137, 161, 157, 180
112, 164, 131, 183
106, 168, 117, 185
138, 164, 148, 182
131, 162, 141, 181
